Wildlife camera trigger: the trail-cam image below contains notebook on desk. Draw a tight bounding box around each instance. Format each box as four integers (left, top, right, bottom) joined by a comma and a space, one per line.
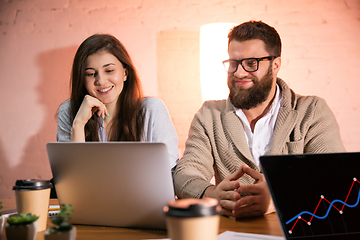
260, 152, 360, 240
46, 142, 175, 230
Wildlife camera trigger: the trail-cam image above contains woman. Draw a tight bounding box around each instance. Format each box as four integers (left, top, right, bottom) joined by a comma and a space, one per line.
56, 34, 178, 170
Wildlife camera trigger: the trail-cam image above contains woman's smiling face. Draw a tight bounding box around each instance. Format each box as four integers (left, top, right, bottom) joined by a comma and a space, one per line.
84, 50, 127, 107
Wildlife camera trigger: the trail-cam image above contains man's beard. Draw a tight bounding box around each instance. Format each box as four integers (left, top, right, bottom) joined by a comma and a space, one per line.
228, 66, 273, 110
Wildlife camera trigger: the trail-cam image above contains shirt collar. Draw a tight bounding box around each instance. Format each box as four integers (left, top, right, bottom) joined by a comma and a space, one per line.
268, 84, 281, 116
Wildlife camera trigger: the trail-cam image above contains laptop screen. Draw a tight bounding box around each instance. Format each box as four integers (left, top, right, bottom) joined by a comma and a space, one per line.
260, 152, 360, 240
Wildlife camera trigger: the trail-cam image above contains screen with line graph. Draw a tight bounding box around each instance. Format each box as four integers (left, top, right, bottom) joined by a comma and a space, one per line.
260, 152, 360, 240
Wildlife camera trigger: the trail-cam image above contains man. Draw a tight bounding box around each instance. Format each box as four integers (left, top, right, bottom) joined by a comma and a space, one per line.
173, 21, 345, 218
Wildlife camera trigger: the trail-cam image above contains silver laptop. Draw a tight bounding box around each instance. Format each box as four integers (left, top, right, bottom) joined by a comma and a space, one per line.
46, 142, 175, 230
260, 152, 360, 240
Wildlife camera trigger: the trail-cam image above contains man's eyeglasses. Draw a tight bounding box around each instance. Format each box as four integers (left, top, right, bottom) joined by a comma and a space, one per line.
222, 56, 276, 73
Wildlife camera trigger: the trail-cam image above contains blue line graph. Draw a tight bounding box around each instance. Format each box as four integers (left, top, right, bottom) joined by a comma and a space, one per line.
286, 189, 360, 225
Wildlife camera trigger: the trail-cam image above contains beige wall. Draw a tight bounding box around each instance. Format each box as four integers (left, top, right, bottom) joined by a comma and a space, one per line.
1, 0, 360, 198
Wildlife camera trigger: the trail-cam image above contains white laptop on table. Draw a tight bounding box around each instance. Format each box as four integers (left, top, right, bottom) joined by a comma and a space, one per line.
46, 142, 175, 230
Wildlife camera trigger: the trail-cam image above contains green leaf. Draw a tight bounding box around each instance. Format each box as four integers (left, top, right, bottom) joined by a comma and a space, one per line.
7, 213, 39, 225
58, 222, 72, 231
51, 217, 63, 225
50, 203, 74, 230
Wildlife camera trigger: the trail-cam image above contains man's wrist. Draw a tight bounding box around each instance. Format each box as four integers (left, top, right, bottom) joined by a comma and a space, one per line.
202, 185, 216, 198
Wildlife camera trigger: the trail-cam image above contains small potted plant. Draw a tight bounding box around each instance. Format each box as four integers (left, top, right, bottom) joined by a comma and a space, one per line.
5, 213, 39, 240
44, 204, 76, 240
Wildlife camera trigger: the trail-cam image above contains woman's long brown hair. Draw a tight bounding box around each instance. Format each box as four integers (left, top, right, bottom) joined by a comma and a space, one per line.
70, 34, 145, 141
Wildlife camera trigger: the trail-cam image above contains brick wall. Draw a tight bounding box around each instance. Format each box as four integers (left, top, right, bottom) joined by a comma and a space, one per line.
0, 0, 359, 198
157, 31, 202, 156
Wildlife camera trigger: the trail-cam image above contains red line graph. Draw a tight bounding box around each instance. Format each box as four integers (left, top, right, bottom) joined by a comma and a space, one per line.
289, 178, 360, 234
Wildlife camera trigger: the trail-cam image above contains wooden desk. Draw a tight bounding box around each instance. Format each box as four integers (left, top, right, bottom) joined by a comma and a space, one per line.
0, 199, 283, 239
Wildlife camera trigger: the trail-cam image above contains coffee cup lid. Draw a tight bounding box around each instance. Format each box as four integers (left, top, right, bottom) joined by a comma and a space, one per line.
164, 198, 221, 218
13, 179, 52, 191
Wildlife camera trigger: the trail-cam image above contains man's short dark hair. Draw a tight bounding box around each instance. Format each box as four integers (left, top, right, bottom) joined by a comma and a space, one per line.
228, 21, 282, 57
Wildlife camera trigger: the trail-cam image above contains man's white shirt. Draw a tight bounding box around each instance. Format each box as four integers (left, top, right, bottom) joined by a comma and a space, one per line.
235, 84, 282, 166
